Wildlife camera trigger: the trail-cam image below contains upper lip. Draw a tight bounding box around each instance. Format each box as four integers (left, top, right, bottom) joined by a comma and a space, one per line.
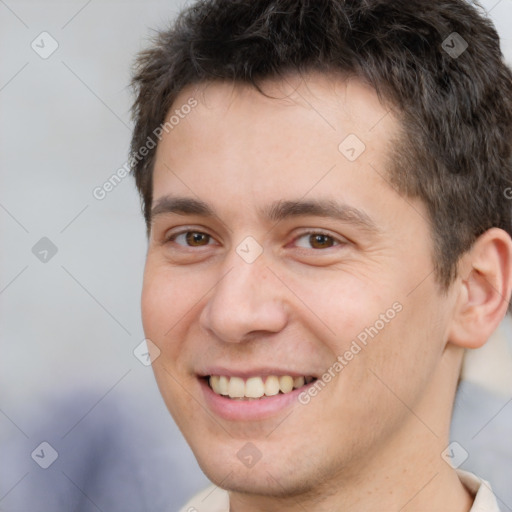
197, 367, 318, 379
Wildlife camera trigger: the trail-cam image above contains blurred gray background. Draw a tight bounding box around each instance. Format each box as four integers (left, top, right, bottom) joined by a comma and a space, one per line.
0, 0, 511, 511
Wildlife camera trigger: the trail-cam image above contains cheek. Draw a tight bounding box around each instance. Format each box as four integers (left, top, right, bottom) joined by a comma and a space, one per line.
140, 265, 184, 351
295, 267, 434, 393
141, 268, 199, 419
141, 273, 163, 338
141, 262, 189, 332
360, 287, 448, 408
289, 267, 390, 347
141, 261, 213, 368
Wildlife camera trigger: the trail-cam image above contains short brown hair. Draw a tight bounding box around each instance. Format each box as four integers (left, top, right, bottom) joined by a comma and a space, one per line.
130, 0, 512, 298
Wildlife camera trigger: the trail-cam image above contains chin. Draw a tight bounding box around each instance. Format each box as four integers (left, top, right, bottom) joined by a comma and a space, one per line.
191, 442, 319, 498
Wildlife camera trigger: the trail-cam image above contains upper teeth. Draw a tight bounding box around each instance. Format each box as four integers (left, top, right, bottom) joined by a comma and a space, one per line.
209, 375, 313, 399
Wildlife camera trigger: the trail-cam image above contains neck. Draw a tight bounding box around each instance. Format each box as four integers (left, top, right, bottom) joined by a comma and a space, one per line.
229, 345, 474, 512
229, 441, 473, 512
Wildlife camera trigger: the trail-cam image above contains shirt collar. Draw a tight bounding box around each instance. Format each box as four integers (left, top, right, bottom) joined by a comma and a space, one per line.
457, 470, 501, 512
181, 471, 500, 512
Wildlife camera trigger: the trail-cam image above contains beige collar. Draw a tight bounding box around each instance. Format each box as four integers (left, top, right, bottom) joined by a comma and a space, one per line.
179, 470, 500, 512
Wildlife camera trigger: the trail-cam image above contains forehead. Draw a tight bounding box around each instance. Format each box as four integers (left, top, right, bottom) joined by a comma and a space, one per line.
155, 72, 398, 174
151, 72, 409, 230
172, 72, 396, 138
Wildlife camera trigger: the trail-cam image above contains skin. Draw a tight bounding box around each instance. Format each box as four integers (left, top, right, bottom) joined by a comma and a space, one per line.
141, 72, 512, 511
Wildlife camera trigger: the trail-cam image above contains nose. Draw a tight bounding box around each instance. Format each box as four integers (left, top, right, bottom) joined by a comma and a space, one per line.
199, 251, 288, 344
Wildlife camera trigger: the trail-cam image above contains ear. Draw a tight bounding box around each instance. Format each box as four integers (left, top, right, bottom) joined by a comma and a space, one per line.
448, 228, 512, 349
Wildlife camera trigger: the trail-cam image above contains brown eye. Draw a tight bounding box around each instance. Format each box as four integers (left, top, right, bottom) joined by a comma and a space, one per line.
167, 231, 213, 247
309, 234, 335, 249
185, 232, 210, 246
294, 231, 342, 250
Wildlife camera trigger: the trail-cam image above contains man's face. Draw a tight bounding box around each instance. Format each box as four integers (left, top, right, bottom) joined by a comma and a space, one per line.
142, 74, 458, 496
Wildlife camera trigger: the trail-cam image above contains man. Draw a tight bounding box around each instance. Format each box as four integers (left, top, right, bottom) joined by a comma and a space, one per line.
129, 0, 512, 510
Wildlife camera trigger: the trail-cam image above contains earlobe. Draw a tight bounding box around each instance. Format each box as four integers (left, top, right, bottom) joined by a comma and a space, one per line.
448, 228, 512, 350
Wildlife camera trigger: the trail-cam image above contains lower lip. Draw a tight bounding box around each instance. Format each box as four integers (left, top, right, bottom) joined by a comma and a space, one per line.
199, 378, 310, 421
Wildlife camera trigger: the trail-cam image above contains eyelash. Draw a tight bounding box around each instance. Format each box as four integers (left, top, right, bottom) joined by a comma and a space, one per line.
164, 229, 345, 251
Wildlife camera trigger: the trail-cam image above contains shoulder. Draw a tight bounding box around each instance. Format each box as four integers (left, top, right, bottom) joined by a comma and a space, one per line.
178, 485, 230, 512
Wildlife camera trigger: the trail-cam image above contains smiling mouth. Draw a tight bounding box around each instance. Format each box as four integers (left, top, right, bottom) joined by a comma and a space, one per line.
205, 375, 317, 400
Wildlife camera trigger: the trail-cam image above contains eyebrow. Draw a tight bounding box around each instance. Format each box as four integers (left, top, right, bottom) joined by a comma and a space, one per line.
150, 196, 380, 233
